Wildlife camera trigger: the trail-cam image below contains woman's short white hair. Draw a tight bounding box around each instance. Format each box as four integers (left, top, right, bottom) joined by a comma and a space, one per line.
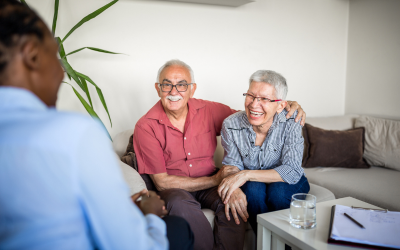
156, 59, 195, 83
249, 70, 288, 100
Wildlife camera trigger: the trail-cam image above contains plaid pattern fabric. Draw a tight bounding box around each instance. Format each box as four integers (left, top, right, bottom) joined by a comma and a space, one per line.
221, 109, 305, 184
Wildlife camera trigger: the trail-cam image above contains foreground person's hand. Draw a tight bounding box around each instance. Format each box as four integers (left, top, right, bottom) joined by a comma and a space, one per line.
224, 189, 249, 225
138, 191, 168, 217
131, 189, 149, 207
285, 101, 306, 126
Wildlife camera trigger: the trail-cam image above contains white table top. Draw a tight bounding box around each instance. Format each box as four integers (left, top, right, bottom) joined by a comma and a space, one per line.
257, 197, 383, 250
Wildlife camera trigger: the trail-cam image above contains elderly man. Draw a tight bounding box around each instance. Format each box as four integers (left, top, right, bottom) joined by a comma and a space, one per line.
133, 59, 306, 250
0, 1, 193, 249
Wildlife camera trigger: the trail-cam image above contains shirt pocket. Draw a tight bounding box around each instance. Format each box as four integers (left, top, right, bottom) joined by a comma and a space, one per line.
194, 130, 215, 158
265, 143, 283, 167
238, 147, 254, 168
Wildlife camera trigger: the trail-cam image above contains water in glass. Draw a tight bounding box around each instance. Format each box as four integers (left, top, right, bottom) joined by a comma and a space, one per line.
289, 193, 317, 229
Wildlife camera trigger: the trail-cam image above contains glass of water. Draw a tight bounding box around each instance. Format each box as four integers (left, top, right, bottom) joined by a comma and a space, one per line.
289, 193, 317, 229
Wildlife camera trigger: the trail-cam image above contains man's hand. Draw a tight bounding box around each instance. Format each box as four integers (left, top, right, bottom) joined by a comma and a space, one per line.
218, 170, 249, 204
132, 190, 167, 217
224, 189, 249, 225
220, 165, 240, 179
213, 165, 240, 185
285, 101, 306, 126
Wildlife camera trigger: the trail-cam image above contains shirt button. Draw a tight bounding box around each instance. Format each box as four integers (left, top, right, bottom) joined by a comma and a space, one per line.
189, 164, 192, 167
188, 152, 191, 155
184, 137, 186, 140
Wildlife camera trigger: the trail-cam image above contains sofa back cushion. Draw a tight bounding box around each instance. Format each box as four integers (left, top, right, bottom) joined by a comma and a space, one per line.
355, 116, 400, 171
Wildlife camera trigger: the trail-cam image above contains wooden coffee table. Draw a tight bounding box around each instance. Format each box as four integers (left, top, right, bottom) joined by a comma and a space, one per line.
257, 197, 382, 250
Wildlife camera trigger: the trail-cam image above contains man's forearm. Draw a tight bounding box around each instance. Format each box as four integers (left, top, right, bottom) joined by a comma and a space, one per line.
150, 174, 219, 192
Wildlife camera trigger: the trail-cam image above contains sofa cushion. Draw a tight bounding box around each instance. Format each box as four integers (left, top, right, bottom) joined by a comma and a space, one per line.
355, 116, 400, 171
302, 124, 369, 168
304, 166, 400, 211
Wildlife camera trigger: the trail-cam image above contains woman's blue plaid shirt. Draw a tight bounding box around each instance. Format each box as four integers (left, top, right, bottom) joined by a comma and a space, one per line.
221, 109, 305, 184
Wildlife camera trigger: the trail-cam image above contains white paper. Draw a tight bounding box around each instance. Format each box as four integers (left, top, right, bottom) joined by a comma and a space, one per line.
330, 205, 400, 249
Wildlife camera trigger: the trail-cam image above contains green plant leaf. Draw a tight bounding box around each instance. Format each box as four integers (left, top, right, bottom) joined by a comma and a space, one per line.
20, 0, 28, 7
61, 0, 118, 42
79, 76, 93, 107
59, 58, 83, 90
56, 37, 71, 80
52, 0, 59, 35
59, 59, 92, 108
64, 82, 112, 140
64, 47, 123, 57
75, 71, 112, 127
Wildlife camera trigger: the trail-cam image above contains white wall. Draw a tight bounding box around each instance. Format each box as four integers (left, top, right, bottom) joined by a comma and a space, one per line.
345, 0, 400, 119
29, 0, 349, 138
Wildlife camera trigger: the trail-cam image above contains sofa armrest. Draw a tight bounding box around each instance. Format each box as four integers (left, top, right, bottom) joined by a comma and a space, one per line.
118, 160, 147, 195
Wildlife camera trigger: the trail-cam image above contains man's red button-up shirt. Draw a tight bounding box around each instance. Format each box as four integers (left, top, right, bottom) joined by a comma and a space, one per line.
133, 98, 234, 177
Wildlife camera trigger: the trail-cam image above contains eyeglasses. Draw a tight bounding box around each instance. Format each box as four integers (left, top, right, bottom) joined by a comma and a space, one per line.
243, 93, 281, 105
159, 83, 193, 92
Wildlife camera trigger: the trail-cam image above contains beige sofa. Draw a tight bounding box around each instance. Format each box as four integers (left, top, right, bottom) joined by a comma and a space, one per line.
113, 129, 335, 250
303, 115, 400, 212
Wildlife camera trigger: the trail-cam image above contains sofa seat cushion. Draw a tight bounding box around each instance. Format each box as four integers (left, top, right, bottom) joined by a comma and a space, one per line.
304, 166, 400, 211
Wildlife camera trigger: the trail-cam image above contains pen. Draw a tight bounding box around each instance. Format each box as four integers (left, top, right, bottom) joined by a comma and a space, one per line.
344, 213, 365, 229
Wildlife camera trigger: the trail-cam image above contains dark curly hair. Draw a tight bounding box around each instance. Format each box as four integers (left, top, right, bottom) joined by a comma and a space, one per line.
0, 0, 45, 78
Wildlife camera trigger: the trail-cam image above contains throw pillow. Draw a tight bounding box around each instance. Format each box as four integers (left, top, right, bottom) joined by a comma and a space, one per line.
302, 124, 370, 168
355, 116, 400, 171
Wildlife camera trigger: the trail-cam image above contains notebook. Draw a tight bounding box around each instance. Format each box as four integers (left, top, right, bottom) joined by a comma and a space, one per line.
328, 205, 400, 249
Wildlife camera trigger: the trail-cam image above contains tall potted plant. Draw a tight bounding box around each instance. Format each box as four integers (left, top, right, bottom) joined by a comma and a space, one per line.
21, 0, 122, 139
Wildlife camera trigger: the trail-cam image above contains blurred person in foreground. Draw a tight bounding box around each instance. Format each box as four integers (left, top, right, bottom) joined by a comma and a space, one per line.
218, 70, 310, 234
0, 1, 193, 249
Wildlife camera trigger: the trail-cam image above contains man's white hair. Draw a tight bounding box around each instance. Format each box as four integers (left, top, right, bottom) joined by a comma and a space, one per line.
156, 59, 195, 83
249, 70, 288, 100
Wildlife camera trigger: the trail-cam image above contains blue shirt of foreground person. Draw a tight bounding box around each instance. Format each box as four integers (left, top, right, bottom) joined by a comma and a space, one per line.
0, 1, 193, 249
217, 70, 310, 234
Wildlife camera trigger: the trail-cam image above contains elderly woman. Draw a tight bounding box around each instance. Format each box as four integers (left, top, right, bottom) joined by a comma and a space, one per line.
218, 70, 310, 233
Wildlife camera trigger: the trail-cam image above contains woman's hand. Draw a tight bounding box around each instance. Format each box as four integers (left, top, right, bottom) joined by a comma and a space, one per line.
218, 170, 249, 204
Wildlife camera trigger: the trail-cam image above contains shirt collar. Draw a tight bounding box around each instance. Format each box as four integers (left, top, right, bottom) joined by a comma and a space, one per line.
145, 98, 206, 124
0, 87, 48, 112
